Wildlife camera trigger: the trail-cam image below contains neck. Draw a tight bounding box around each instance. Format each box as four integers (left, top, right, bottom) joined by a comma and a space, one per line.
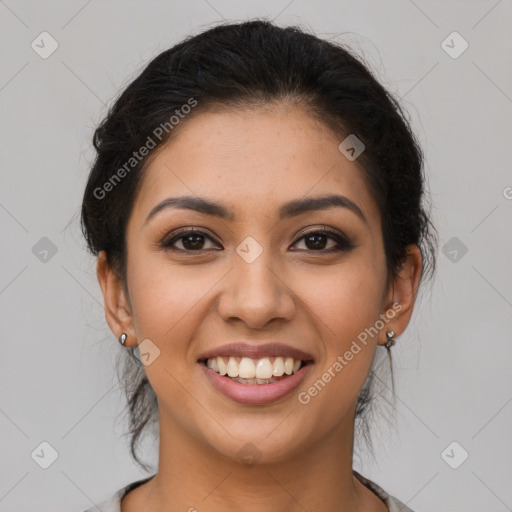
143, 403, 377, 512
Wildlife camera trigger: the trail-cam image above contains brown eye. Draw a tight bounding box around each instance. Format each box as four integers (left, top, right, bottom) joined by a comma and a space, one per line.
162, 229, 220, 252
291, 228, 355, 253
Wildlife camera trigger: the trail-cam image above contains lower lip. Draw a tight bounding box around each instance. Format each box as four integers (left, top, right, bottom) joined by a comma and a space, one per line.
199, 361, 313, 405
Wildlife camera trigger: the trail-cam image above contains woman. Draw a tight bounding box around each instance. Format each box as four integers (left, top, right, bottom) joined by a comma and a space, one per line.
81, 19, 437, 512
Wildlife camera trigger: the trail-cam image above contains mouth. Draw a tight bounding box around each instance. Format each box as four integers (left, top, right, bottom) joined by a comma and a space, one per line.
197, 342, 314, 404
199, 355, 310, 384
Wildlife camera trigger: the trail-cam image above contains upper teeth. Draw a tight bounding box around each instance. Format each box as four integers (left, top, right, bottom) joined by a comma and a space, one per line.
206, 356, 302, 378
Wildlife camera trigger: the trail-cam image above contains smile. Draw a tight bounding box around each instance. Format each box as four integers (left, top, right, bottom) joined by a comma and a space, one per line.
199, 359, 314, 405
205, 356, 303, 384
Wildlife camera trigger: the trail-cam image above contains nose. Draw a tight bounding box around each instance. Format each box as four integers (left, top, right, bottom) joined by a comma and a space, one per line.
217, 248, 296, 330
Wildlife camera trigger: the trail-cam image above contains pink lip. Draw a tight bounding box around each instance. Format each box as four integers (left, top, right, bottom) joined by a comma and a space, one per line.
199, 361, 313, 405
197, 342, 314, 362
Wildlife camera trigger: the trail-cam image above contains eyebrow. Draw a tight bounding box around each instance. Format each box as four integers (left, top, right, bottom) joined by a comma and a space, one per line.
144, 194, 367, 225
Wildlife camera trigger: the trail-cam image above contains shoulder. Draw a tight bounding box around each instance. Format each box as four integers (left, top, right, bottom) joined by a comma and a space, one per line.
82, 472, 412, 512
81, 488, 123, 512
81, 475, 156, 512
353, 470, 415, 512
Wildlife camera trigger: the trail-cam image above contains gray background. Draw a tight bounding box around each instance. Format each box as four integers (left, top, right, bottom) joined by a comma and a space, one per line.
1, 1, 511, 511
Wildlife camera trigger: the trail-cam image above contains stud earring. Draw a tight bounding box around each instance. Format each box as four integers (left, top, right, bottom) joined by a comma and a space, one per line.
384, 331, 396, 349
117, 333, 143, 366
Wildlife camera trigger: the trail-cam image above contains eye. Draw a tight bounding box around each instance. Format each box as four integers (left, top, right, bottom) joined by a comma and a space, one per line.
161, 229, 220, 252
291, 227, 354, 253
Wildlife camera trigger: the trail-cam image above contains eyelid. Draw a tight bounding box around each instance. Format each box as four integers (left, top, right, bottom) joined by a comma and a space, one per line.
296, 225, 349, 240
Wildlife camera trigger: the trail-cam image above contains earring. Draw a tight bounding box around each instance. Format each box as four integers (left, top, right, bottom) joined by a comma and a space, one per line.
384, 331, 396, 349
119, 333, 127, 346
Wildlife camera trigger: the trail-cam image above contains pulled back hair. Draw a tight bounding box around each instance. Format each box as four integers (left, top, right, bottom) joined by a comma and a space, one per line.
81, 19, 438, 472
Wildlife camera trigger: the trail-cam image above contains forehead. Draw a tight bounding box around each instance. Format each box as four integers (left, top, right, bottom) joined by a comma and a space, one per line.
132, 105, 380, 226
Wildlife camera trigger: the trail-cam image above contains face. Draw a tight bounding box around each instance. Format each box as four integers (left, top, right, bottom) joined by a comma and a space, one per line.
108, 104, 405, 464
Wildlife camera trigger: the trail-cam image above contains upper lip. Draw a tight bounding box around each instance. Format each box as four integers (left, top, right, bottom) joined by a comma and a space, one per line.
197, 342, 315, 362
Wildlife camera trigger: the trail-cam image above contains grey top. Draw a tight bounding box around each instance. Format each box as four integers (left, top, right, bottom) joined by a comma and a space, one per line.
82, 470, 414, 512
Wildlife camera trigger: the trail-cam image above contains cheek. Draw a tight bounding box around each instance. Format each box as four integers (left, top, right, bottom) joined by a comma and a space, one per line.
291, 255, 386, 403
126, 252, 209, 352
293, 266, 383, 431
124, 255, 212, 414
294, 259, 386, 346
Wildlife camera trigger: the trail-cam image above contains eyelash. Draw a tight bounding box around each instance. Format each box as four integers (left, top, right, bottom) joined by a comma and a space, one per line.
161, 227, 355, 254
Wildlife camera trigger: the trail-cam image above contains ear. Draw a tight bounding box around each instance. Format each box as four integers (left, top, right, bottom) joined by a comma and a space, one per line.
96, 250, 136, 346
378, 244, 423, 346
